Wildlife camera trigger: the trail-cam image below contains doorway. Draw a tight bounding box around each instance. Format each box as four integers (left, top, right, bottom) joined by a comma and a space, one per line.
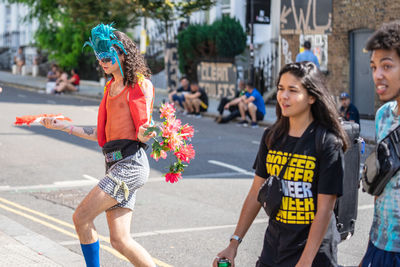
350, 29, 375, 117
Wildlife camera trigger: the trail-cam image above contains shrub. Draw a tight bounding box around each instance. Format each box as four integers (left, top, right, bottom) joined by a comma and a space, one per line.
177, 16, 246, 81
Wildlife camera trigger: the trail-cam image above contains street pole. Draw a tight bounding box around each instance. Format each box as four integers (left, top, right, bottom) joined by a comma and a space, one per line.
249, 0, 255, 83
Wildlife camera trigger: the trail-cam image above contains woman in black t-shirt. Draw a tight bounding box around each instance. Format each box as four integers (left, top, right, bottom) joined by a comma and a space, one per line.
213, 62, 349, 267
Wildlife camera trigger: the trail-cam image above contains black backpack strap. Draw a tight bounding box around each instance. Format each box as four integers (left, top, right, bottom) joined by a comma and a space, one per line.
315, 124, 327, 156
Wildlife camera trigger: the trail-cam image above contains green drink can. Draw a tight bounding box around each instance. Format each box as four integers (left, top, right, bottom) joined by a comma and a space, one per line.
217, 259, 231, 267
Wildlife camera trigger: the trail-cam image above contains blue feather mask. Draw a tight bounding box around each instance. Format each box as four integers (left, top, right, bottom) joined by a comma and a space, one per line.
83, 23, 127, 77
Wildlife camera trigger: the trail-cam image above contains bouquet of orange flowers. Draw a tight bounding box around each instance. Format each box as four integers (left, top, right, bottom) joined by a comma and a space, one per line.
145, 103, 195, 183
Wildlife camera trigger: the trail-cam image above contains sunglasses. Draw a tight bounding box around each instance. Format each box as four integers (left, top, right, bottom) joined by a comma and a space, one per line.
98, 57, 114, 64
96, 50, 124, 64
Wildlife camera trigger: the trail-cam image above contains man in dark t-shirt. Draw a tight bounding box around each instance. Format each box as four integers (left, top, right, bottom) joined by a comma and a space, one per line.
168, 77, 190, 111
183, 82, 208, 118
253, 124, 343, 266
339, 92, 360, 125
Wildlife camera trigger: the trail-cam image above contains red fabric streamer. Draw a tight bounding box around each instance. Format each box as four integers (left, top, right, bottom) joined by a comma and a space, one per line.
15, 114, 72, 126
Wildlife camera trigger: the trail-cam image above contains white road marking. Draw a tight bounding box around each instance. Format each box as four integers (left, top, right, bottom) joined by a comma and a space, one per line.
208, 160, 254, 176
0, 180, 97, 191
82, 107, 97, 112
0, 174, 166, 191
59, 218, 268, 245
17, 94, 27, 98
358, 204, 374, 210
82, 174, 99, 181
252, 140, 260, 145
185, 172, 254, 178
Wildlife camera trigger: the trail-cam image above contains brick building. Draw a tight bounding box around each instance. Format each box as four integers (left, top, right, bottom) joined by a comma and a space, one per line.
280, 0, 400, 118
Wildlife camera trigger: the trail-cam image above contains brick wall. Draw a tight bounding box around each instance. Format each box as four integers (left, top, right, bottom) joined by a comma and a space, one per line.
280, 0, 400, 113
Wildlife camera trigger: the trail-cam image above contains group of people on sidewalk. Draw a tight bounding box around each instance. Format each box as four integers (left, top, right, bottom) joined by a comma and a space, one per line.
168, 76, 209, 118
46, 64, 80, 94
10, 19, 400, 267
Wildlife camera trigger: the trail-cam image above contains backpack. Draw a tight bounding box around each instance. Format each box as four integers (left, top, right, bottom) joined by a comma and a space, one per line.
315, 121, 363, 241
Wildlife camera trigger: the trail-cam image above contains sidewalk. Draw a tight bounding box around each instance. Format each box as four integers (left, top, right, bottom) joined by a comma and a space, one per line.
0, 214, 84, 266
0, 70, 376, 144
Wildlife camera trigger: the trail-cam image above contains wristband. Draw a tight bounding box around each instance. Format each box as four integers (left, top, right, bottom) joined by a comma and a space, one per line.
230, 235, 242, 244
69, 126, 74, 135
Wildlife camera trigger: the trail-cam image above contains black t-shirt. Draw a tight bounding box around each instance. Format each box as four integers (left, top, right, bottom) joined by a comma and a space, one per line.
193, 88, 208, 105
176, 85, 190, 93
253, 124, 343, 266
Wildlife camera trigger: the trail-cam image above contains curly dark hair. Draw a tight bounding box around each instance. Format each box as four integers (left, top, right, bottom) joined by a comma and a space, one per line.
366, 20, 400, 57
113, 31, 151, 86
266, 62, 349, 151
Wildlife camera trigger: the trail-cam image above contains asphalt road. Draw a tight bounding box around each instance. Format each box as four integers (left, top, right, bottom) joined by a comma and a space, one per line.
0, 83, 375, 267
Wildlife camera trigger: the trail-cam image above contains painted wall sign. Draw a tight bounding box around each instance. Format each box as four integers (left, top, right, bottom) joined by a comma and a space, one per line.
197, 62, 237, 99
280, 0, 332, 35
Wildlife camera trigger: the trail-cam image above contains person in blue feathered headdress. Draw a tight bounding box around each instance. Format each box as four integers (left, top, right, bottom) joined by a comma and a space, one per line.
40, 23, 157, 267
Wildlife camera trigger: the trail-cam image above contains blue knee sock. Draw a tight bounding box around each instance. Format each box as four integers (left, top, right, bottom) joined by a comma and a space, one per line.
80, 240, 100, 267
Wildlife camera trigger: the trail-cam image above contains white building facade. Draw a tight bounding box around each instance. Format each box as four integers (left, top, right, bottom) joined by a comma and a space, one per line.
0, 2, 38, 69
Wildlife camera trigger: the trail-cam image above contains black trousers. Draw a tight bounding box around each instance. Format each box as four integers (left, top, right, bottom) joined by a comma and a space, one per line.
217, 97, 240, 123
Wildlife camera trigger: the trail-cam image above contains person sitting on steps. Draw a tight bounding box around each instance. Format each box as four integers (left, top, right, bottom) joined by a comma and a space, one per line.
236, 80, 266, 128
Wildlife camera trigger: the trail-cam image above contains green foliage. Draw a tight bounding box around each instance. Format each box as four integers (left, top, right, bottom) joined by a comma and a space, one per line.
177, 24, 215, 79
213, 16, 247, 58
178, 16, 246, 79
7, 0, 140, 72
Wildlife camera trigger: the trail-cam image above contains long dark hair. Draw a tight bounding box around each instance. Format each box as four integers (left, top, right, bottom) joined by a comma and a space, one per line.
113, 31, 151, 86
266, 62, 349, 151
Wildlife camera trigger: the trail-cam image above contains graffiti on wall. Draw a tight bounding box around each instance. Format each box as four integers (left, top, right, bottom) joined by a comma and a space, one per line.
299, 34, 328, 71
280, 0, 332, 35
164, 43, 179, 92
281, 38, 293, 65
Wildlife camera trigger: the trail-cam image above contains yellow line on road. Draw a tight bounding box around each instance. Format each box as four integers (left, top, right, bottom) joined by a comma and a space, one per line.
0, 202, 78, 239
0, 197, 172, 267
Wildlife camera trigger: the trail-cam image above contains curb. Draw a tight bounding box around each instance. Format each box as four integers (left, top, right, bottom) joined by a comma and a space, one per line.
0, 214, 84, 266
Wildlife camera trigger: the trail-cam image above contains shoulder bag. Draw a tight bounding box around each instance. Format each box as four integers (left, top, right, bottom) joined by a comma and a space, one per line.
257, 123, 314, 217
362, 124, 400, 196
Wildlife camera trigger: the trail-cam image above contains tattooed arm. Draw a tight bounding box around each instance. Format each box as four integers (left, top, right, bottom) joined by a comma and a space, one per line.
40, 118, 97, 142
66, 125, 98, 141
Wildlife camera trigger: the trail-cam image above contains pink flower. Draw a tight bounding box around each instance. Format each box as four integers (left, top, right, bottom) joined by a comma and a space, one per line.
180, 124, 194, 140
174, 144, 195, 163
150, 149, 167, 161
167, 132, 183, 151
162, 117, 182, 138
160, 103, 176, 119
165, 172, 182, 183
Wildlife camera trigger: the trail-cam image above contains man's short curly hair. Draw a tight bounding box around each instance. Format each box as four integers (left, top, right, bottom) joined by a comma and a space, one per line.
366, 20, 400, 57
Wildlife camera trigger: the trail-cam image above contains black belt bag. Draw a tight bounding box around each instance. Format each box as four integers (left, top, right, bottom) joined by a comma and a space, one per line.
362, 124, 400, 196
102, 139, 148, 170
257, 123, 315, 218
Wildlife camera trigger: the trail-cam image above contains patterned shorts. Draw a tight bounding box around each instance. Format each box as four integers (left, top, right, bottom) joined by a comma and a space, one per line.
98, 148, 149, 211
